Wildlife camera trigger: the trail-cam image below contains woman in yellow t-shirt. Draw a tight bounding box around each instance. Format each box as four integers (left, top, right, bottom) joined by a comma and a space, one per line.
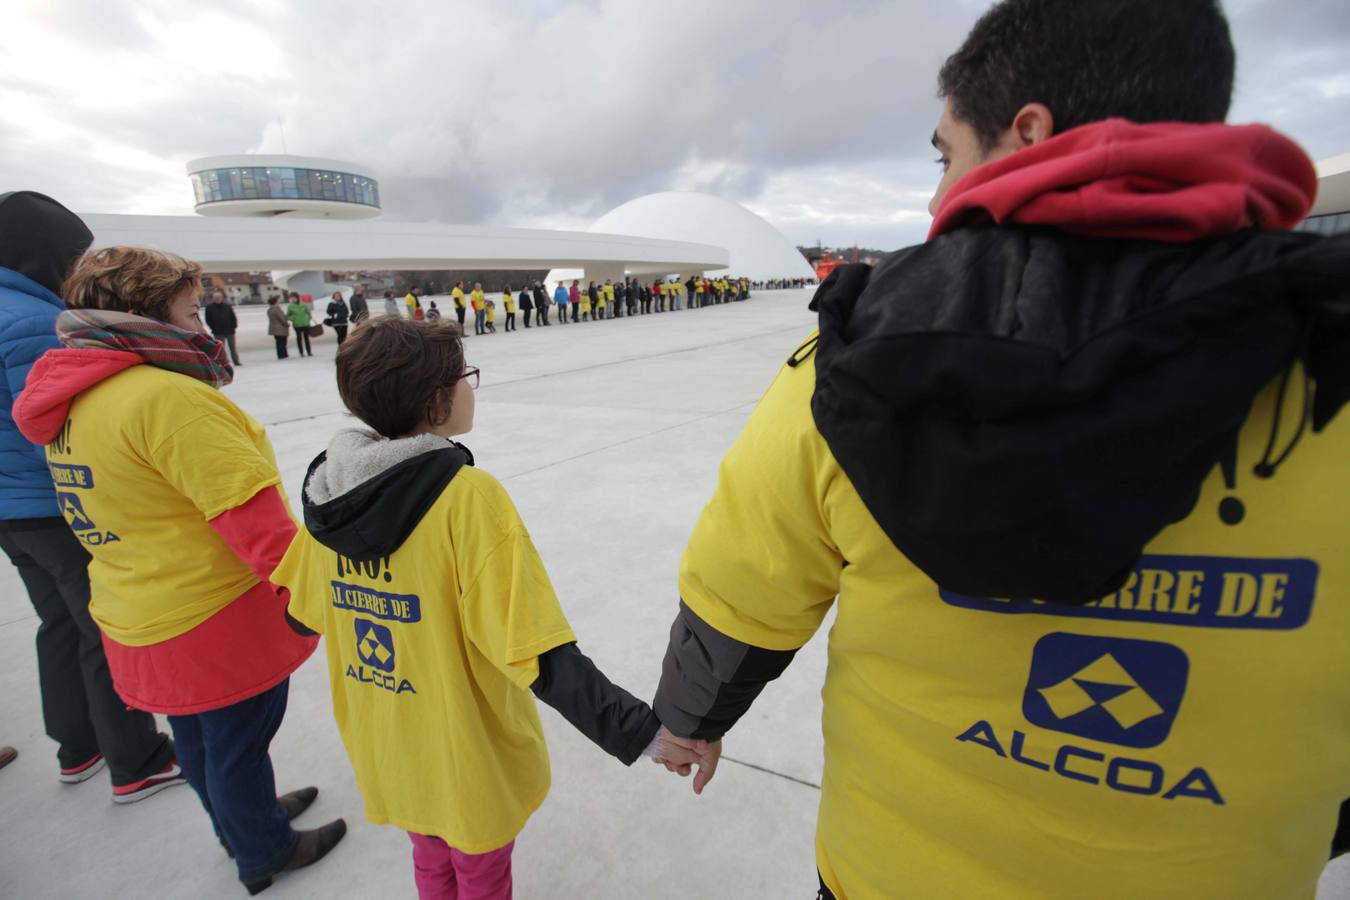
273, 318, 712, 896
13, 246, 345, 894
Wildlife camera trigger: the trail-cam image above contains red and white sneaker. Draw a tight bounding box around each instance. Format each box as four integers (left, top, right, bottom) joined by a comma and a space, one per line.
59, 753, 106, 784
112, 759, 185, 804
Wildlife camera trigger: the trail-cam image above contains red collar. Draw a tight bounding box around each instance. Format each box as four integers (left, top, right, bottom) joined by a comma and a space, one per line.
929, 119, 1317, 243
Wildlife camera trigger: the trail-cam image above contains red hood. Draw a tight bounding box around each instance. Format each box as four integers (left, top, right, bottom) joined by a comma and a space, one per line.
929, 119, 1317, 242
13, 348, 143, 444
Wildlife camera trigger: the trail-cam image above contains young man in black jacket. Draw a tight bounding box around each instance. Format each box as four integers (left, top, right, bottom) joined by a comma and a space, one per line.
204, 290, 241, 366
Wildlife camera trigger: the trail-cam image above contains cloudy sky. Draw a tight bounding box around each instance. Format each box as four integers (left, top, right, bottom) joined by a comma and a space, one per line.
4, 0, 1348, 250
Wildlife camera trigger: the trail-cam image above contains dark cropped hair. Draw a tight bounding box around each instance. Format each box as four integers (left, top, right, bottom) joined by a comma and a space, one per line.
336, 317, 465, 438
939, 0, 1234, 150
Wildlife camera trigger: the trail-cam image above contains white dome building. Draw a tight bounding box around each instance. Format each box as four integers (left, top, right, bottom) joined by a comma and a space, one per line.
551, 191, 816, 284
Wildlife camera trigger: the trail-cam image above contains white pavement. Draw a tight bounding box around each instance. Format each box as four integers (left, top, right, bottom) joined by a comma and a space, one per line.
1, 289, 1347, 899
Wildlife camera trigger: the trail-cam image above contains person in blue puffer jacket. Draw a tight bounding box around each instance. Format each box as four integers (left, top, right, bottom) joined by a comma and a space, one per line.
0, 191, 180, 800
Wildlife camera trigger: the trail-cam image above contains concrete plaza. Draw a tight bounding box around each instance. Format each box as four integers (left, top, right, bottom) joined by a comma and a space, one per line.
0, 289, 1346, 899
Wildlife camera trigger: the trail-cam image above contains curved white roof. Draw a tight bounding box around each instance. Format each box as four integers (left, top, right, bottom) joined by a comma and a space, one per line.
584, 192, 816, 282
186, 154, 378, 181
77, 213, 728, 275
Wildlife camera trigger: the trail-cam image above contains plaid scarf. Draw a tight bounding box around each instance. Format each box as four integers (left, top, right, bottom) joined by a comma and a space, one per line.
55, 308, 234, 388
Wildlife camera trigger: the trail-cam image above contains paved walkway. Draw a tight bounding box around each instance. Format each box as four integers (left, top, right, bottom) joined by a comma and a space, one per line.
1, 289, 1346, 898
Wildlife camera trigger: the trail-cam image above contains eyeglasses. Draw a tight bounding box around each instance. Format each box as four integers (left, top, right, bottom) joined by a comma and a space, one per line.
456, 366, 480, 390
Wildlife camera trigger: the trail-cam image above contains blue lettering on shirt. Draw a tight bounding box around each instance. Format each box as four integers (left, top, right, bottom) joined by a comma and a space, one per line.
330, 581, 422, 623
939, 555, 1315, 630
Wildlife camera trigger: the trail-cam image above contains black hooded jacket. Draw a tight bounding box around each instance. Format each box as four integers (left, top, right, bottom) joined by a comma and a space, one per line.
296, 441, 659, 765
810, 225, 1350, 605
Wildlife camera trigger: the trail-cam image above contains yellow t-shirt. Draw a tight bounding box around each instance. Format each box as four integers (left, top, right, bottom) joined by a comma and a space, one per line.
451, 288, 466, 310
275, 466, 576, 852
46, 365, 285, 646
404, 293, 418, 314
681, 337, 1350, 900
486, 305, 496, 323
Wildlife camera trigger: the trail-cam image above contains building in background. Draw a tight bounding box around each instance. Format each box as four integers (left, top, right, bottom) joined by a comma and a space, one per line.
548, 191, 817, 285
1299, 151, 1350, 235
188, 155, 380, 220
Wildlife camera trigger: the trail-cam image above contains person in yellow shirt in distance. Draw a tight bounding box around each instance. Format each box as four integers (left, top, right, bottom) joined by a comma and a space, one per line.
450, 281, 467, 332
470, 283, 486, 336
581, 281, 595, 321
273, 319, 710, 898
502, 287, 516, 333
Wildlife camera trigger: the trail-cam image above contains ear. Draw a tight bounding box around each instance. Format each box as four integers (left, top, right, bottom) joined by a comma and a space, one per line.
1010, 102, 1055, 147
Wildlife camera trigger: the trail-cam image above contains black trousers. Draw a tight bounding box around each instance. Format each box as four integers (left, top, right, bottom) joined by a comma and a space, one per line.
215, 333, 241, 365
505, 312, 516, 331
523, 308, 532, 327
456, 307, 466, 329
570, 303, 579, 322
334, 325, 348, 345
273, 335, 288, 358
0, 519, 172, 785
295, 328, 312, 356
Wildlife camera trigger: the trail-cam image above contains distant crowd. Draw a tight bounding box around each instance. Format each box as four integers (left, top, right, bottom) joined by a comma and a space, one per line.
378, 276, 754, 335
207, 275, 785, 359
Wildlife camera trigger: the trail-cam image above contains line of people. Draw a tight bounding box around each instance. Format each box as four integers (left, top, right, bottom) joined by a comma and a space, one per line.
440, 276, 754, 334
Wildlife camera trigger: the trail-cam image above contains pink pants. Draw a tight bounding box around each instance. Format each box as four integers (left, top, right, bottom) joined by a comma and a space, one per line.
408, 833, 515, 900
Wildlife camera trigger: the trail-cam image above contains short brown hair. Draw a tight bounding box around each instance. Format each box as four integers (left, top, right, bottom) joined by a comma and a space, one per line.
62, 246, 202, 322
336, 317, 465, 438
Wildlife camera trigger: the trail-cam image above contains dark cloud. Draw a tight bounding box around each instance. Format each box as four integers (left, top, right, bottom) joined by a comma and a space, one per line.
6, 0, 1349, 250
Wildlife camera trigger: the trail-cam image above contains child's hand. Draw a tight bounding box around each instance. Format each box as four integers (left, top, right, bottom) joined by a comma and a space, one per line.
646, 726, 722, 795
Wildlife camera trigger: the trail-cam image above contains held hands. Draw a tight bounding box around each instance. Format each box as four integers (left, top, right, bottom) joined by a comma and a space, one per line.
644, 725, 722, 795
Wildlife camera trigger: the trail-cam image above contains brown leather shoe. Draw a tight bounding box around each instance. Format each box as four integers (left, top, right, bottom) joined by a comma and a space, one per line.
0, 746, 16, 770
242, 819, 346, 895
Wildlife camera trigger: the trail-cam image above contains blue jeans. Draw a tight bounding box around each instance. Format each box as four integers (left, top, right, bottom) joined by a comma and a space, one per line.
474, 309, 486, 334
168, 680, 298, 881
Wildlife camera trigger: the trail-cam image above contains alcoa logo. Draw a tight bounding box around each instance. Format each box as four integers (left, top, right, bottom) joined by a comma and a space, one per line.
346, 618, 416, 695
356, 619, 395, 673
955, 633, 1223, 804
58, 491, 95, 531
1023, 634, 1187, 749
